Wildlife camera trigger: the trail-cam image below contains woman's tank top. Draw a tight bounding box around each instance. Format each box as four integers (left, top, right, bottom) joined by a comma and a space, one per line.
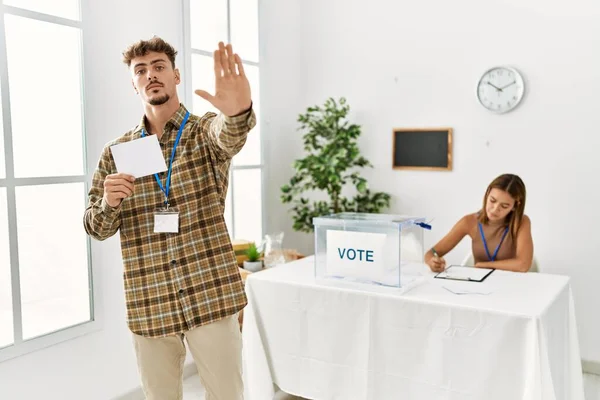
471, 217, 516, 264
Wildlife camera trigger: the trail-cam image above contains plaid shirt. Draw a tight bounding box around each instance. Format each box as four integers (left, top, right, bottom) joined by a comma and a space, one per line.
84, 104, 255, 338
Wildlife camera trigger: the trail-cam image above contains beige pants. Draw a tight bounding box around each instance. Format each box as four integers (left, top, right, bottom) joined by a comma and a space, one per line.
132, 315, 243, 400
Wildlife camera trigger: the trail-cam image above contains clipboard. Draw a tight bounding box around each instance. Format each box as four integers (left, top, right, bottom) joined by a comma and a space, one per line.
434, 265, 495, 282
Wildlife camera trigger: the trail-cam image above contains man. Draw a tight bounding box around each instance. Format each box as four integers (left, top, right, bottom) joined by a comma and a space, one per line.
83, 36, 254, 399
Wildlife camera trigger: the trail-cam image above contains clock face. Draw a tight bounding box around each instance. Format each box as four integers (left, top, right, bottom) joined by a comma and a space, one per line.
477, 67, 525, 113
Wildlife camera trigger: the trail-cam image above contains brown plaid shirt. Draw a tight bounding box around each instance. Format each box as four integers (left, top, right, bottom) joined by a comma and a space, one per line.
84, 103, 255, 338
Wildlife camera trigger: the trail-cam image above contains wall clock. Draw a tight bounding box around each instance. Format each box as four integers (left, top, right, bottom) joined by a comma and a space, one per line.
476, 66, 525, 114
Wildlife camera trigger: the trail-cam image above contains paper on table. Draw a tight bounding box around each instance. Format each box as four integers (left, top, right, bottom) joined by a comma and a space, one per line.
436, 265, 494, 281
110, 135, 167, 178
442, 286, 492, 295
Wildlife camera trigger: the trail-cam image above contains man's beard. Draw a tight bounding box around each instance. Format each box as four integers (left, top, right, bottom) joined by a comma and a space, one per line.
148, 94, 170, 106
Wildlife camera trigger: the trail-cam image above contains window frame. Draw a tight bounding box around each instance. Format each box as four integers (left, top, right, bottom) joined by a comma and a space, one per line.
182, 0, 265, 244
0, 3, 99, 363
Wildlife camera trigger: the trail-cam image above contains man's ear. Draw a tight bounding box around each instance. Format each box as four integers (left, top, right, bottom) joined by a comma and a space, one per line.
175, 68, 181, 84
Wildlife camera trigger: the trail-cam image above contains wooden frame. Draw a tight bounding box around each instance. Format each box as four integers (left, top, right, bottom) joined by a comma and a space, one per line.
392, 127, 453, 171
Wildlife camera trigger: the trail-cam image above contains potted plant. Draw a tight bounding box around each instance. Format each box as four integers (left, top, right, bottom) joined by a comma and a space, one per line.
280, 97, 391, 233
243, 242, 263, 272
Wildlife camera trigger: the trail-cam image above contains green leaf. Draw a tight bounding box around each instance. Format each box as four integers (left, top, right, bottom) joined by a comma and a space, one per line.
357, 181, 367, 194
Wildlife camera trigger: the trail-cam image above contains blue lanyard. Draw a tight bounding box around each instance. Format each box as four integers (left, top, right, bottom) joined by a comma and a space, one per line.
478, 222, 509, 262
141, 111, 190, 206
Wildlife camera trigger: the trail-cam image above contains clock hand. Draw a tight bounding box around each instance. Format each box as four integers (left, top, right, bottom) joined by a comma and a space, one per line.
486, 81, 503, 92
500, 81, 516, 90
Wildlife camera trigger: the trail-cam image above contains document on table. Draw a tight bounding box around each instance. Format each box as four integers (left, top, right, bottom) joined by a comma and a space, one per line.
110, 135, 167, 178
435, 265, 495, 282
442, 285, 492, 295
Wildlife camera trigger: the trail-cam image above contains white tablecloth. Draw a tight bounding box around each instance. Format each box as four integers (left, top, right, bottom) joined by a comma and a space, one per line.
242, 256, 584, 400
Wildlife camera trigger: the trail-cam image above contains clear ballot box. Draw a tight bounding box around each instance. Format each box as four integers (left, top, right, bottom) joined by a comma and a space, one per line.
313, 212, 427, 287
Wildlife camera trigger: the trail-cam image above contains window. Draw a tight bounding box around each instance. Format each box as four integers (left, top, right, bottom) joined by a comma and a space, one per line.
185, 0, 263, 245
0, 2, 93, 361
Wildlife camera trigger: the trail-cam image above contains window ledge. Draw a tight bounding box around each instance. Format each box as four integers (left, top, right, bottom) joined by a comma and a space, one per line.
0, 319, 102, 363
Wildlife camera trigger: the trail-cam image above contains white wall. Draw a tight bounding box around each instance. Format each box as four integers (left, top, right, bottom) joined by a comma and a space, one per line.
0, 1, 188, 399
261, 0, 600, 364
259, 0, 307, 250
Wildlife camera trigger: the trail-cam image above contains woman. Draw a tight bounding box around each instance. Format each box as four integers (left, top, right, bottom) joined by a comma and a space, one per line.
425, 174, 534, 273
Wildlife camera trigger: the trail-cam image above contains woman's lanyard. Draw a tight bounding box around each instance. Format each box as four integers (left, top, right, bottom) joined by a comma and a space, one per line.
478, 222, 509, 262
141, 111, 190, 207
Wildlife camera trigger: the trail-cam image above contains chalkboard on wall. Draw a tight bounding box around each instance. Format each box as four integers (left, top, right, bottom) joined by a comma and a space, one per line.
392, 128, 453, 171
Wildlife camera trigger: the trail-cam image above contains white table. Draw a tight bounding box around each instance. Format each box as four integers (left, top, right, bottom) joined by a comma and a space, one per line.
242, 256, 584, 400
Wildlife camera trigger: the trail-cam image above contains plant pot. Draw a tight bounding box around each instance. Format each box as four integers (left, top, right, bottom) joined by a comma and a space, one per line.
243, 260, 263, 272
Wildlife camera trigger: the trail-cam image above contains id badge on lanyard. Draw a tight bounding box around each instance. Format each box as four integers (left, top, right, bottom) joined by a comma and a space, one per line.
154, 206, 179, 233
141, 111, 190, 234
